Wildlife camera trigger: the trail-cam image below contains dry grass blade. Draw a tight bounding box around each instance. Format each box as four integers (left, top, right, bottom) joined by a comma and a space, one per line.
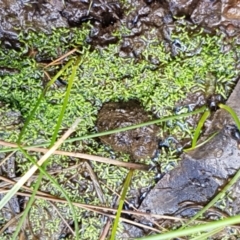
0, 162, 85, 189
98, 180, 166, 231
0, 212, 24, 234
0, 189, 161, 233
0, 177, 191, 224
44, 48, 78, 68
0, 189, 187, 222
48, 202, 75, 236
84, 161, 106, 203
0, 118, 81, 211
100, 220, 111, 240
0, 176, 58, 198
84, 161, 110, 238
0, 150, 17, 167
0, 141, 149, 170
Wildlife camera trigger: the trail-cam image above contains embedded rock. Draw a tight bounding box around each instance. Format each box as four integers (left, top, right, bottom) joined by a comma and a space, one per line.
97, 100, 159, 160
137, 79, 240, 224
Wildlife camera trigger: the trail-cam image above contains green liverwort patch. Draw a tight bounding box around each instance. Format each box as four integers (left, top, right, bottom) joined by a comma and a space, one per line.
0, 22, 238, 144
0, 19, 239, 239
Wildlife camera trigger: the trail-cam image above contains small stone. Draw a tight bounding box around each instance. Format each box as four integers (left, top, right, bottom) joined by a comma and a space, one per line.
96, 100, 159, 160
226, 24, 236, 36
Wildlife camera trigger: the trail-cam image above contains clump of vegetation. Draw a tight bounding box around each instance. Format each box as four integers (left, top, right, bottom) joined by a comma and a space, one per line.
0, 19, 239, 239
0, 21, 238, 143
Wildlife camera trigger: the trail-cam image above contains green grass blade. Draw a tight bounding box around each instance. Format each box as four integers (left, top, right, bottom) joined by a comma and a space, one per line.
110, 169, 134, 240
218, 103, 240, 130
184, 131, 219, 152
0, 117, 81, 210
181, 166, 240, 229
13, 147, 80, 239
50, 56, 82, 146
2, 118, 81, 239
191, 110, 210, 148
11, 58, 80, 238
137, 215, 240, 240
12, 170, 42, 239
43, 56, 82, 238
190, 227, 224, 240
181, 104, 240, 227
17, 59, 74, 143
143, 104, 240, 237
0, 106, 207, 153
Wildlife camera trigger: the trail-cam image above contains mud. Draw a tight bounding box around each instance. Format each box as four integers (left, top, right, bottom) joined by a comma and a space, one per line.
96, 100, 159, 160
2, 0, 240, 50
0, 0, 67, 48
0, 0, 124, 48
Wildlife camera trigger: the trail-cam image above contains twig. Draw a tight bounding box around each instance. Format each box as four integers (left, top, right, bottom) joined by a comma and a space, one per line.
84, 161, 106, 204
0, 189, 161, 233
48, 201, 75, 236
0, 151, 17, 167
0, 189, 190, 222
0, 141, 149, 171
44, 48, 78, 68
0, 118, 81, 211
0, 212, 24, 234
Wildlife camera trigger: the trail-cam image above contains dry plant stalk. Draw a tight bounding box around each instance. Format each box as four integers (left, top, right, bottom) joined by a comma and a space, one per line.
0, 142, 149, 170
17, 118, 81, 186
0, 118, 81, 210
44, 48, 77, 68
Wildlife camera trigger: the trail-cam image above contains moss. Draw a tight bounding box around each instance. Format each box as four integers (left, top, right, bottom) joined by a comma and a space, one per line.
0, 22, 238, 144
28, 199, 64, 239
0, 19, 239, 239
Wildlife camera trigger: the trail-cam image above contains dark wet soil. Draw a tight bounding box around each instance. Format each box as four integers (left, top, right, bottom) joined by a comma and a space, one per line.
1, 0, 240, 239
2, 0, 240, 49
97, 100, 159, 160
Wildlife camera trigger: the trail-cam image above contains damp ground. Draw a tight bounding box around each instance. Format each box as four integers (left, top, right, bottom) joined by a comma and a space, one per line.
0, 0, 240, 239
